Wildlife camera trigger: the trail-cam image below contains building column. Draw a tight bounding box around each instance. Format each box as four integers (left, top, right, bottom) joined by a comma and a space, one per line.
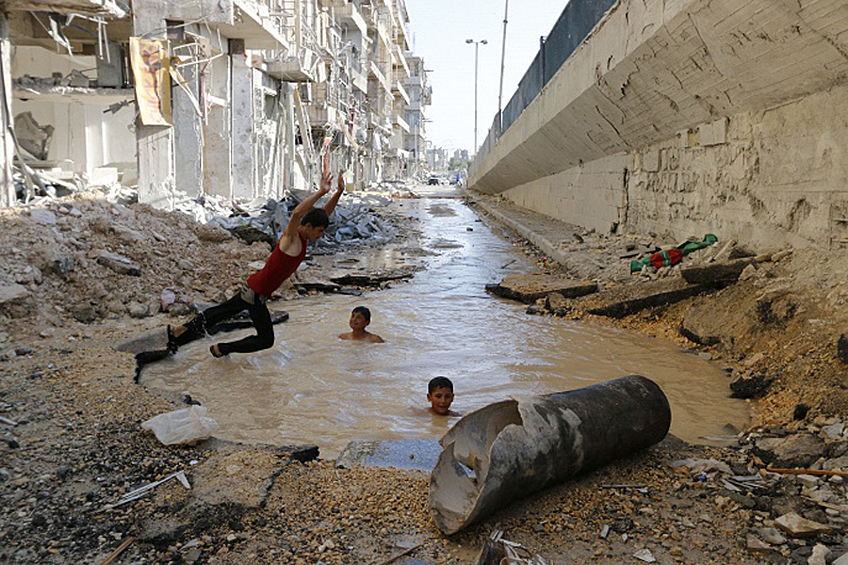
132, 6, 176, 209
230, 39, 254, 200
173, 60, 204, 199
0, 13, 15, 207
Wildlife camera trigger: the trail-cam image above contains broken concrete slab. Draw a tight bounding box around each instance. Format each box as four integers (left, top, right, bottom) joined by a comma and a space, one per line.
336, 439, 442, 472
681, 261, 750, 284
753, 433, 826, 468
0, 283, 29, 305
136, 441, 317, 546
96, 252, 141, 276
330, 271, 415, 287
487, 274, 598, 304
774, 512, 833, 537
587, 279, 717, 319
679, 315, 721, 347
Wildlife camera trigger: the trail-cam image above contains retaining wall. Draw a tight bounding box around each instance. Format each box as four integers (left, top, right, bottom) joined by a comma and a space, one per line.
470, 0, 848, 250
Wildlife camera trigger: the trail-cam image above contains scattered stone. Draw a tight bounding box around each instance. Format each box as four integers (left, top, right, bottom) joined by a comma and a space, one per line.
774, 512, 833, 537
632, 548, 656, 563
29, 208, 57, 225
746, 534, 773, 553
488, 274, 597, 304
822, 422, 845, 441
739, 263, 758, 281
753, 433, 825, 468
758, 527, 786, 545
0, 283, 29, 305
127, 302, 152, 319
680, 315, 721, 346
72, 304, 98, 324
730, 373, 774, 399
96, 252, 141, 276
808, 543, 831, 565
545, 292, 570, 316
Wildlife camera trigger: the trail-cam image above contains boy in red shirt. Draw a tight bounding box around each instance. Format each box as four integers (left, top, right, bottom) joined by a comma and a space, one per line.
168, 170, 345, 357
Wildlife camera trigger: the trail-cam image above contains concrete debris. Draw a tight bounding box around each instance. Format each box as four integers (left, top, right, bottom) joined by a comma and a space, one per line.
753, 433, 826, 468
586, 279, 719, 318
774, 512, 833, 537
486, 274, 598, 304
96, 252, 141, 276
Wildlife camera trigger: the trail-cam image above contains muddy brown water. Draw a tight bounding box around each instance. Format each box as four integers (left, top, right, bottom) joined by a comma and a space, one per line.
142, 195, 749, 458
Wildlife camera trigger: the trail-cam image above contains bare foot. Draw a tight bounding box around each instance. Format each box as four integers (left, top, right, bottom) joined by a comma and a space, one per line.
209, 344, 224, 358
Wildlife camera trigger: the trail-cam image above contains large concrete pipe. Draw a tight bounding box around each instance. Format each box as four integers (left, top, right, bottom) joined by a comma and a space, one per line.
429, 375, 671, 534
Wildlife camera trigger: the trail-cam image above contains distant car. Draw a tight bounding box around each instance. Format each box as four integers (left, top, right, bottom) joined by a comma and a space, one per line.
427, 176, 440, 185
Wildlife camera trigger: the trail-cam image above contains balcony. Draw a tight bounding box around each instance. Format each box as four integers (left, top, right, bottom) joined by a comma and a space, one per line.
211, 0, 289, 50
395, 114, 410, 133
369, 61, 392, 94
3, 0, 126, 17
393, 81, 410, 105
337, 3, 368, 35
393, 45, 410, 78
265, 50, 320, 82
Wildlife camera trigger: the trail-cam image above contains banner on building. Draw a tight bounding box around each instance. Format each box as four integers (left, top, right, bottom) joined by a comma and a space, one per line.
129, 37, 172, 126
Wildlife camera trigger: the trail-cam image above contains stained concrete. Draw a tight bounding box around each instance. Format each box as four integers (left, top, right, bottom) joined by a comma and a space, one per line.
470, 0, 848, 254
335, 439, 442, 472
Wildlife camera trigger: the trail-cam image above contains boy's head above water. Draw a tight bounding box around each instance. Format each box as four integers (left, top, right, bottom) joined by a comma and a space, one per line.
349, 306, 371, 329
427, 376, 454, 416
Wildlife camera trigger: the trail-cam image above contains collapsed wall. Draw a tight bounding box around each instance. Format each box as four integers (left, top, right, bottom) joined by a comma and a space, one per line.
469, 0, 848, 252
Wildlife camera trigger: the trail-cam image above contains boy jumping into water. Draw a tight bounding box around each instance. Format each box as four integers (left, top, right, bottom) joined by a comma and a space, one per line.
167, 170, 346, 357
339, 306, 384, 343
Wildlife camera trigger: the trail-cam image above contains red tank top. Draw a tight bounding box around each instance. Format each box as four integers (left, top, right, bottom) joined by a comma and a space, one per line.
247, 235, 307, 297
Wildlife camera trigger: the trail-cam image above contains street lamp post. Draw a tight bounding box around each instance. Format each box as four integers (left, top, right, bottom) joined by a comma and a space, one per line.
466, 38, 487, 155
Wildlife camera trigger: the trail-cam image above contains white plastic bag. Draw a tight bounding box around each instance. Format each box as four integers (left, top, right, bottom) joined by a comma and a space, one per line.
141, 405, 219, 445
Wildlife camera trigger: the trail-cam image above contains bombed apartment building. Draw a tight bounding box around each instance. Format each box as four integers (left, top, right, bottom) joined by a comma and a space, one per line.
0, 0, 429, 211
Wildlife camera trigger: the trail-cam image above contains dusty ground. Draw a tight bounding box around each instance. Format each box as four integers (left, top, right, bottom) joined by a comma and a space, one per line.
2, 187, 848, 564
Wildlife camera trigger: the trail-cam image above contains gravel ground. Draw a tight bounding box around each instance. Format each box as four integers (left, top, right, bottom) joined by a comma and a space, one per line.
3, 189, 848, 564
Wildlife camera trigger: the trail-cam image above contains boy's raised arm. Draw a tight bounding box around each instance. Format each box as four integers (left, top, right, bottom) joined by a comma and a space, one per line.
323, 172, 346, 218
280, 171, 332, 244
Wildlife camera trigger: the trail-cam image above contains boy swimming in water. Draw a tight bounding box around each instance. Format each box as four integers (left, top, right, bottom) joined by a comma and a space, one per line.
427, 376, 459, 416
339, 306, 385, 343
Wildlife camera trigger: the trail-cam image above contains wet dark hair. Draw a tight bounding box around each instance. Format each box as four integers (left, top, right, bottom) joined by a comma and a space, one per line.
301, 208, 329, 229
428, 376, 453, 394
352, 306, 371, 322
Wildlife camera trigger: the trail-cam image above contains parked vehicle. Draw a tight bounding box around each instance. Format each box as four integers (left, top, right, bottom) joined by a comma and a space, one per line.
428, 176, 440, 185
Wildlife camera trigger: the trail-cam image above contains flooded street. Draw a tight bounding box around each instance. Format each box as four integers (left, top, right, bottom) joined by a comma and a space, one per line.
142, 191, 749, 457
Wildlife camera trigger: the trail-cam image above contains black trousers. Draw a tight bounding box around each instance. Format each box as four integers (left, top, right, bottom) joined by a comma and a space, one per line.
175, 291, 274, 355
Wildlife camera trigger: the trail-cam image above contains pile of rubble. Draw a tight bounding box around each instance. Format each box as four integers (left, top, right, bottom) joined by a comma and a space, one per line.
0, 184, 401, 349
669, 416, 848, 563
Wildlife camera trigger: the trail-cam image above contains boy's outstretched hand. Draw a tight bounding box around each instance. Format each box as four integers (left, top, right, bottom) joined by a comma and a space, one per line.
319, 170, 333, 196
336, 172, 345, 193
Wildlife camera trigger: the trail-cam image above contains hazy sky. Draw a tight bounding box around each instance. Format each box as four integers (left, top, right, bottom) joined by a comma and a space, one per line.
406, 1, 569, 153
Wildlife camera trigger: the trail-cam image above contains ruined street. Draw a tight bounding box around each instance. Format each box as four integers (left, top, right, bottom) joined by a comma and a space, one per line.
0, 184, 847, 564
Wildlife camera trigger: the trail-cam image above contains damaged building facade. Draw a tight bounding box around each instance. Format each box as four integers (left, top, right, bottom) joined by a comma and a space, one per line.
0, 0, 430, 210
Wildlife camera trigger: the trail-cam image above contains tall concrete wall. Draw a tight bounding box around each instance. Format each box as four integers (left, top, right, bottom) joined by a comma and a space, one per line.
472, 0, 848, 250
